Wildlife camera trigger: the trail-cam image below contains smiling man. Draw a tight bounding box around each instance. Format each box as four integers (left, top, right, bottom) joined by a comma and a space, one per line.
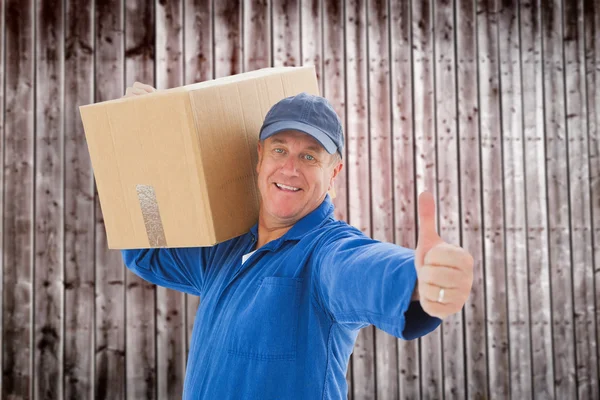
121, 86, 474, 399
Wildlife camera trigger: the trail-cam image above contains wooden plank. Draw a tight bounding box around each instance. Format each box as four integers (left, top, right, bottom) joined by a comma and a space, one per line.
520, 0, 554, 397
477, 0, 510, 397
366, 1, 397, 399
0, 0, 4, 393
498, 0, 532, 398
584, 1, 600, 397
183, 0, 212, 369
412, 0, 443, 397
2, 0, 34, 398
272, 0, 300, 67
34, 0, 64, 398
214, 0, 242, 77
564, 0, 598, 398
345, 0, 374, 398
155, 1, 186, 398
322, 0, 348, 224
321, 0, 352, 392
390, 0, 421, 398
541, 0, 577, 397
301, 0, 322, 91
244, 0, 271, 71
125, 0, 157, 397
432, 1, 464, 398
455, 0, 488, 397
64, 0, 95, 397
154, 0, 185, 394
94, 0, 126, 398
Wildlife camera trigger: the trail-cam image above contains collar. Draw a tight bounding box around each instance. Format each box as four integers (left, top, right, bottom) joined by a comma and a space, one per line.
249, 194, 335, 243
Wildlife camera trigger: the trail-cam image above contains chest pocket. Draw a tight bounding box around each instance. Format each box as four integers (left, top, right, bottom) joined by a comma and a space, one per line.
227, 276, 302, 361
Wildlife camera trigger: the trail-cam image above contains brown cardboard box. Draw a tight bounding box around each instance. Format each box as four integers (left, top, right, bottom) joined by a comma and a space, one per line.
80, 65, 319, 249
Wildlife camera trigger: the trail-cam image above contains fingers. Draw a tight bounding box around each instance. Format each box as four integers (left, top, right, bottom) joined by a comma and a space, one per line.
423, 242, 474, 271
123, 82, 156, 98
418, 264, 470, 290
417, 191, 439, 243
132, 81, 156, 92
418, 282, 468, 319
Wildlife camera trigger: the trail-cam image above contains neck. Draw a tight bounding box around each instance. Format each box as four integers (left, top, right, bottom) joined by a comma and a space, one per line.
255, 219, 293, 250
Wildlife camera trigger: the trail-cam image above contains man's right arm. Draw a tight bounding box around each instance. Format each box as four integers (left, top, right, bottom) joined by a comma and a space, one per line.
121, 247, 208, 296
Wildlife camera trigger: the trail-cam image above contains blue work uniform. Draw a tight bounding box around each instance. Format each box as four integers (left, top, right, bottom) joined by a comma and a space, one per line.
121, 194, 441, 399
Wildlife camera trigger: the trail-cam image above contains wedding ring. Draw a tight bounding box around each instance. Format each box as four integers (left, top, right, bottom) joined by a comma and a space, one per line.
437, 288, 445, 303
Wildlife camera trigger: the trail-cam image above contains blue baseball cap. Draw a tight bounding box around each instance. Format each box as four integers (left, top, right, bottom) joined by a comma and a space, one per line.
259, 92, 344, 158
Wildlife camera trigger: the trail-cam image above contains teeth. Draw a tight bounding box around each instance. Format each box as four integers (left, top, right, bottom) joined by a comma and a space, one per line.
276, 183, 300, 191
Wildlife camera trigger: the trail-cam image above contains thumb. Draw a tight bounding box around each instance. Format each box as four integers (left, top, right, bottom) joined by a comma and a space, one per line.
415, 191, 443, 267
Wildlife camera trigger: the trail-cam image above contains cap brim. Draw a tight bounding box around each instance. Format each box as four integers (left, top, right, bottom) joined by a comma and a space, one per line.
259, 121, 337, 154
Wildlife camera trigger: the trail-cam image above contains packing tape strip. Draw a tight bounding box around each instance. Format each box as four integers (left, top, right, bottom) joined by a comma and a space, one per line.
136, 184, 168, 247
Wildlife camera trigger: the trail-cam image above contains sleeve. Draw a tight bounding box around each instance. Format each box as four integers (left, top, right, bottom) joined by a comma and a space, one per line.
314, 228, 441, 340
121, 246, 209, 296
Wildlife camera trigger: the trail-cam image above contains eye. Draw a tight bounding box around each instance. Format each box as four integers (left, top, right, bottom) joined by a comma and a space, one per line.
304, 154, 315, 161
273, 148, 284, 154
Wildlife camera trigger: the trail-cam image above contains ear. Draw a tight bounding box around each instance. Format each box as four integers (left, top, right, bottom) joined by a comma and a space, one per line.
328, 161, 343, 190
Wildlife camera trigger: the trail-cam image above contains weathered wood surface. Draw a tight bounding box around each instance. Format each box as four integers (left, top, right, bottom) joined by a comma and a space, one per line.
543, 0, 577, 398
478, 0, 511, 398
0, 1, 598, 399
456, 0, 488, 398
94, 0, 126, 398
3, 1, 35, 399
183, 0, 212, 368
35, 0, 64, 399
521, 0, 555, 397
156, 1, 186, 399
345, 1, 375, 398
412, 1, 444, 398
499, 0, 532, 398
124, 0, 157, 398
390, 0, 421, 398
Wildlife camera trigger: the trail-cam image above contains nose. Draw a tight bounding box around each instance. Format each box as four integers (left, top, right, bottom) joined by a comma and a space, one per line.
279, 155, 299, 176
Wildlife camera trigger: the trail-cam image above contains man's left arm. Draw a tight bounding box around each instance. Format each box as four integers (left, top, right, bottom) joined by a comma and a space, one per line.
313, 191, 474, 340
314, 229, 441, 340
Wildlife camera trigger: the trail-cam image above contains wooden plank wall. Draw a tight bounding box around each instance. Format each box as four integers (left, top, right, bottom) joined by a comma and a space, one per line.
1, 0, 599, 399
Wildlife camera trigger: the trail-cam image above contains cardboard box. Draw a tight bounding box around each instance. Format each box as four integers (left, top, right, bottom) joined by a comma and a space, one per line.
80, 65, 319, 249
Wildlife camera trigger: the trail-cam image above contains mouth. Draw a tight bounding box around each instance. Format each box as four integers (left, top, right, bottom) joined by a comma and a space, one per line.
273, 183, 302, 193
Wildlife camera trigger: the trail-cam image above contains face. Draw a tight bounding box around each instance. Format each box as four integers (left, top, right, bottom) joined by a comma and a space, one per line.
255, 130, 343, 227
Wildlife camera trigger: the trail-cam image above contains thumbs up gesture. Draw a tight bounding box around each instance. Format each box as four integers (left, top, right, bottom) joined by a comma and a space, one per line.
413, 191, 474, 319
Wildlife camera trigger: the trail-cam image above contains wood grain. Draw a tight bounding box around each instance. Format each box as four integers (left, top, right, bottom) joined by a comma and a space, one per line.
244, 0, 271, 71
432, 1, 465, 398
390, 0, 422, 398
477, 0, 511, 397
584, 1, 600, 397
183, 0, 212, 373
156, 1, 186, 399
563, 0, 598, 398
345, 0, 375, 398
94, 1, 126, 398
323, 0, 348, 223
214, 0, 242, 77
34, 0, 64, 398
520, 0, 554, 397
456, 0, 488, 398
412, 0, 444, 397
125, 0, 157, 398
542, 0, 577, 397
498, 0, 533, 398
366, 1, 398, 399
3, 0, 34, 398
64, 0, 96, 397
272, 0, 300, 67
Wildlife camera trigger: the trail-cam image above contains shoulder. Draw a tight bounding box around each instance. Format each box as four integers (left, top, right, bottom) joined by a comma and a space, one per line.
308, 218, 376, 255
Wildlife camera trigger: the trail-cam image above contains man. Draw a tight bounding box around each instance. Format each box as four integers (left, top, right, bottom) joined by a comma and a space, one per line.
122, 83, 474, 399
